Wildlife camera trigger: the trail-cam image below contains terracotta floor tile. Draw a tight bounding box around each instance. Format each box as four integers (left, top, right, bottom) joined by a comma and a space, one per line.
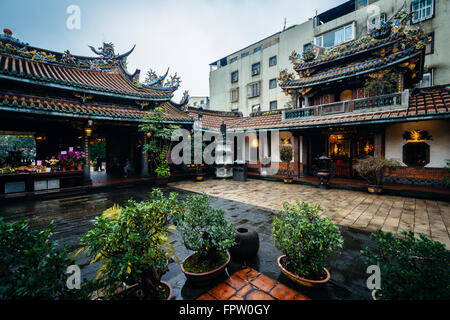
269, 283, 300, 300
208, 283, 236, 300
225, 274, 248, 290
250, 274, 277, 292
229, 295, 244, 300
197, 293, 217, 300
294, 293, 311, 300
236, 284, 253, 297
234, 268, 252, 280
246, 289, 275, 300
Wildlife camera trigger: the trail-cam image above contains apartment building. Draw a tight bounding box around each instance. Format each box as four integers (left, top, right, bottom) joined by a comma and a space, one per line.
209, 0, 448, 116
187, 96, 210, 109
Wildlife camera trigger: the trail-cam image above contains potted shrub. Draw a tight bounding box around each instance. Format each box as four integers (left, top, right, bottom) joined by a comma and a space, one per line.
362, 229, 450, 300
272, 200, 344, 287
139, 107, 181, 186
354, 156, 400, 194
280, 146, 294, 183
0, 218, 93, 300
175, 193, 236, 283
77, 189, 181, 300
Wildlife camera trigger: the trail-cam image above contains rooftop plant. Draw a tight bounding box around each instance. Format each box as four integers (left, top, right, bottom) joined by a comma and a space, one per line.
362, 229, 450, 300
77, 189, 181, 299
175, 193, 235, 273
273, 200, 344, 280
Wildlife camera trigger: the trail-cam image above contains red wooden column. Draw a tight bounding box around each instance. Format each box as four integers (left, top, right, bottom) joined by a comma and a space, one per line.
374, 132, 384, 157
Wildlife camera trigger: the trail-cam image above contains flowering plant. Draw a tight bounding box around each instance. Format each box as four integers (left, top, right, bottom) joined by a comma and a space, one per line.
58, 150, 85, 169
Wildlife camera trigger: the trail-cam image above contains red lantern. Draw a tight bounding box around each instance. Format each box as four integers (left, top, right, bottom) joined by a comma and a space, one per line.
3, 28, 12, 35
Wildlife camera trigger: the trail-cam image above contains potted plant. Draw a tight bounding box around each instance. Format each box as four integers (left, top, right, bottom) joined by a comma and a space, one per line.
362, 229, 449, 300
354, 156, 400, 194
175, 193, 236, 283
76, 189, 181, 300
0, 218, 93, 300
272, 200, 344, 287
280, 145, 294, 183
139, 107, 181, 186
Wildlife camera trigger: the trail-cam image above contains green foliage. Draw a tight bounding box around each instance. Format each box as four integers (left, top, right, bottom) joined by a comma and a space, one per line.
77, 189, 181, 299
354, 156, 401, 186
362, 229, 450, 300
0, 136, 36, 160
363, 71, 398, 96
280, 146, 294, 178
0, 219, 91, 300
175, 193, 236, 265
444, 159, 450, 187
139, 107, 181, 178
272, 201, 344, 279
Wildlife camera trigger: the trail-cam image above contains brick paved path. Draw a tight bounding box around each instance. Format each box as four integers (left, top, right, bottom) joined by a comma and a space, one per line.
170, 179, 450, 248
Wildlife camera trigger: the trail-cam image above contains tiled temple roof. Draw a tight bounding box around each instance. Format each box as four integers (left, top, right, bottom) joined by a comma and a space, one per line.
0, 92, 193, 123
0, 31, 179, 101
186, 106, 243, 130
279, 8, 429, 90
199, 85, 450, 131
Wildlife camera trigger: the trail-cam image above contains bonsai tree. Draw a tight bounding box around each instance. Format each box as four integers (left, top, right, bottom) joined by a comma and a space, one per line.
279, 145, 293, 180
175, 193, 236, 273
362, 229, 450, 300
272, 200, 344, 280
0, 219, 92, 300
77, 189, 181, 300
354, 156, 400, 187
139, 107, 181, 178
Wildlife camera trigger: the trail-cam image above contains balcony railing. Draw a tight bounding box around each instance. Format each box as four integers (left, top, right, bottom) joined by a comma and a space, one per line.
282, 91, 409, 122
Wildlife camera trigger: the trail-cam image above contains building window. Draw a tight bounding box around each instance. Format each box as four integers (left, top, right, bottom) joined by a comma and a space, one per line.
241, 51, 249, 58
200, 100, 204, 105
252, 104, 261, 112
254, 46, 262, 53
252, 62, 261, 76
303, 43, 313, 52
231, 88, 239, 103
411, 0, 434, 24
355, 0, 368, 10
230, 56, 238, 63
248, 82, 260, 98
269, 56, 277, 67
269, 78, 277, 89
270, 101, 277, 110
425, 32, 434, 55
315, 23, 354, 47
403, 142, 430, 166
231, 71, 238, 83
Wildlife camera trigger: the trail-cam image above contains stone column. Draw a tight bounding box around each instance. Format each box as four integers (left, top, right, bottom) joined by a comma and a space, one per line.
141, 134, 149, 177
299, 135, 308, 177
83, 132, 92, 185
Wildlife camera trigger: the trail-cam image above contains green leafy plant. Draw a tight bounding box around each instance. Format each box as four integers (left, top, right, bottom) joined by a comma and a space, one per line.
362, 229, 450, 300
175, 193, 236, 273
0, 219, 92, 300
272, 200, 344, 279
139, 107, 181, 178
363, 71, 398, 96
280, 145, 293, 178
77, 189, 181, 300
354, 156, 401, 186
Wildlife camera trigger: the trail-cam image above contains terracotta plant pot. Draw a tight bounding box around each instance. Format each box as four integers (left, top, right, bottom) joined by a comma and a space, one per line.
368, 185, 383, 194
283, 177, 293, 184
277, 255, 330, 288
230, 227, 259, 260
154, 177, 168, 187
77, 164, 83, 170
181, 251, 230, 284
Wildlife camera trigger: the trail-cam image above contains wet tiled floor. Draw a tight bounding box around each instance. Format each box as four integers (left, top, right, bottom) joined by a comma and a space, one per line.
197, 268, 309, 300
170, 178, 450, 248
0, 182, 378, 300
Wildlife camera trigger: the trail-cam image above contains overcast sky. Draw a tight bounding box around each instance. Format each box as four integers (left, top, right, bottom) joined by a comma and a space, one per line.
0, 0, 345, 101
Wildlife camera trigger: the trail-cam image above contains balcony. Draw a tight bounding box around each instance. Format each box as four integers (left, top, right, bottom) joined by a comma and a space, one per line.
282, 91, 409, 122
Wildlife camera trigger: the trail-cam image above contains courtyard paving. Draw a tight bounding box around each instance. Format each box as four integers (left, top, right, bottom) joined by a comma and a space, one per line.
170, 178, 450, 248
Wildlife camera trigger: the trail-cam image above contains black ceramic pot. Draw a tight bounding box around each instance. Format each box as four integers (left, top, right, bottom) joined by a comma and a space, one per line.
230, 227, 259, 259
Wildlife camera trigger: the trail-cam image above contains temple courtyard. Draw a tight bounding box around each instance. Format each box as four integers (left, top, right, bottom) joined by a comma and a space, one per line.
171, 179, 450, 248
1, 178, 448, 300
